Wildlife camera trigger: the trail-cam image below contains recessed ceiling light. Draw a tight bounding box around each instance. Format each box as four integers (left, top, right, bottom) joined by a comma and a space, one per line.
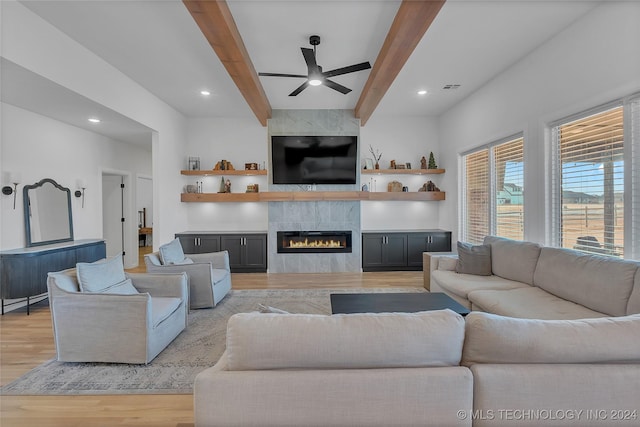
200, 90, 211, 96
417, 90, 427, 95
88, 118, 101, 123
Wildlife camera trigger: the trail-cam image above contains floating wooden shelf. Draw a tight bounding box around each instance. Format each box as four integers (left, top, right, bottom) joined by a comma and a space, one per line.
361, 168, 445, 175
181, 191, 445, 203
181, 169, 267, 176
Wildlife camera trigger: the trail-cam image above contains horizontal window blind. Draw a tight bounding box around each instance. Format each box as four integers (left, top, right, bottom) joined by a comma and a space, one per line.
630, 96, 640, 260
494, 137, 524, 241
463, 149, 489, 244
556, 106, 624, 257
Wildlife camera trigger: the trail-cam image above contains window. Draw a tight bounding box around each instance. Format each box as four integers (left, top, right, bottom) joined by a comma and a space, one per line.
550, 96, 640, 259
461, 136, 524, 244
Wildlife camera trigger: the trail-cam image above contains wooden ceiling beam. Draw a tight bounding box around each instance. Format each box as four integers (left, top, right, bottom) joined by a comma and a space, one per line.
355, 0, 446, 126
183, 0, 271, 126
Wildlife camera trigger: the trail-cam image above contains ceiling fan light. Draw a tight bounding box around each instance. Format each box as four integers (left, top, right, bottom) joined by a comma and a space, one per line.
308, 78, 322, 86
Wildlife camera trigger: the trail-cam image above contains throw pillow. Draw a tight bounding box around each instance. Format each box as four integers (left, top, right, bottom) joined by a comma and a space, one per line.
257, 303, 290, 314
158, 238, 186, 265
77, 255, 127, 293
99, 278, 139, 295
455, 241, 492, 276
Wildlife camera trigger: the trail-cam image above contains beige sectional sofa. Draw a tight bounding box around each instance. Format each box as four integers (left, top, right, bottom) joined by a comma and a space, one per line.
194, 309, 640, 426
427, 236, 640, 319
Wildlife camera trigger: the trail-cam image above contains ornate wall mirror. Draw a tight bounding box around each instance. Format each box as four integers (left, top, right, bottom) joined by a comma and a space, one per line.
23, 178, 74, 247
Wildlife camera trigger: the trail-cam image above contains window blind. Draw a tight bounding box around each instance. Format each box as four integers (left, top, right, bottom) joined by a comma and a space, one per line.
555, 106, 624, 257
629, 96, 640, 260
493, 137, 524, 241
463, 149, 489, 244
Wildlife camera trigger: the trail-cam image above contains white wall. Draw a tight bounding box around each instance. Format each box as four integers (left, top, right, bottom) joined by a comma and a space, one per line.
0, 104, 151, 256
360, 116, 442, 230
437, 2, 640, 245
1, 1, 189, 249
183, 117, 268, 232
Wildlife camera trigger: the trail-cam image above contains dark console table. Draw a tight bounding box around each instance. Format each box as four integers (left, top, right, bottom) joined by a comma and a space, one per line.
0, 239, 106, 314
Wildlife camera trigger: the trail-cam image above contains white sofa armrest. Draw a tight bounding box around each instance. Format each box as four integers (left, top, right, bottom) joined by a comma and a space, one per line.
424, 253, 458, 290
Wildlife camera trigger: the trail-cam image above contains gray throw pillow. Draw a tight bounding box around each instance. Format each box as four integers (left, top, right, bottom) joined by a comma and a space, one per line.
77, 255, 127, 292
456, 241, 492, 276
158, 238, 186, 265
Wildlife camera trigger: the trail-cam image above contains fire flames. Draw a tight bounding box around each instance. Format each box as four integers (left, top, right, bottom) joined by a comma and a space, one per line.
287, 238, 345, 249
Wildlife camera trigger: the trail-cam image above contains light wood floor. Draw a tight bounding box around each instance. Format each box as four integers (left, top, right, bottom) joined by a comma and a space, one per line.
0, 247, 424, 427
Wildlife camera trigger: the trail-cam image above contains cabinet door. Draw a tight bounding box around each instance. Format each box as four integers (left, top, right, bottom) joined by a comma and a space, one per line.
362, 234, 385, 269
384, 234, 407, 267
198, 236, 221, 253
407, 234, 430, 267
242, 235, 267, 271
177, 235, 198, 254
177, 235, 220, 254
428, 231, 452, 252
220, 235, 243, 270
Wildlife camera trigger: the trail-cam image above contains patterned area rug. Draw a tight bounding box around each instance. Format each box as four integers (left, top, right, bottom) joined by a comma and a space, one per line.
1, 287, 425, 395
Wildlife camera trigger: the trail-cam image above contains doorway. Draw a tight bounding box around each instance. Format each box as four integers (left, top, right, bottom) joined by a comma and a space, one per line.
102, 171, 134, 268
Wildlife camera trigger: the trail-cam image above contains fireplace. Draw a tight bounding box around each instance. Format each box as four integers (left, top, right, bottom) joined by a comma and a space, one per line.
277, 231, 352, 254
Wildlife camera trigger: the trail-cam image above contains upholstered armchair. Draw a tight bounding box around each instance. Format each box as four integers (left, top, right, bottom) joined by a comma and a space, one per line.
144, 239, 232, 309
47, 265, 188, 364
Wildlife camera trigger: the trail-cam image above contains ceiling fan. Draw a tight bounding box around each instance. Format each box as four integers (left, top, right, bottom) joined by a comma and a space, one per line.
258, 35, 372, 96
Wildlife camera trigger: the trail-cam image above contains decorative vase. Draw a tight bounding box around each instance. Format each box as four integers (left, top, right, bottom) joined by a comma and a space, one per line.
374, 163, 380, 169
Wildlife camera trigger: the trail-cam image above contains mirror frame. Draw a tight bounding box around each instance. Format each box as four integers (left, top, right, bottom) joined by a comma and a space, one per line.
23, 178, 74, 247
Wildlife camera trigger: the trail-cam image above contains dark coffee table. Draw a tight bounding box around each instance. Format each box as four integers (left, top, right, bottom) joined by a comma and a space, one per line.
330, 292, 470, 316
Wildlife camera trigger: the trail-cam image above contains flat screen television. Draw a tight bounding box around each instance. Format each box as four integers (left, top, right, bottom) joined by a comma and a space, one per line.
271, 135, 358, 185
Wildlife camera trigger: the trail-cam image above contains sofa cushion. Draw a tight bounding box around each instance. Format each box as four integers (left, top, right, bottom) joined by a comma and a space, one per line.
437, 256, 458, 271
455, 242, 492, 276
627, 269, 640, 315
483, 236, 541, 285
158, 238, 186, 265
533, 247, 638, 316
462, 311, 640, 366
468, 287, 608, 320
150, 297, 182, 328
76, 256, 127, 293
432, 270, 528, 301
97, 278, 139, 295
226, 309, 466, 371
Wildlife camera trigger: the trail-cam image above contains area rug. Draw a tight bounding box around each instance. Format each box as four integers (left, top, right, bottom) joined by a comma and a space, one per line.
1, 287, 425, 395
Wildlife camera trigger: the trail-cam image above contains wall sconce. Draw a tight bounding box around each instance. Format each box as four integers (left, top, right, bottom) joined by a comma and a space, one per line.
2, 172, 21, 209
74, 179, 86, 208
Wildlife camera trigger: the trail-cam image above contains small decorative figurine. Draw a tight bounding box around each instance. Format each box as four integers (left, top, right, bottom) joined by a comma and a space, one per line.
428, 152, 438, 169
420, 156, 427, 169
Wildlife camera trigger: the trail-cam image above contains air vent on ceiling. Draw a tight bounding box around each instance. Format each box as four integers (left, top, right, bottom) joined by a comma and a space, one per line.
443, 84, 461, 90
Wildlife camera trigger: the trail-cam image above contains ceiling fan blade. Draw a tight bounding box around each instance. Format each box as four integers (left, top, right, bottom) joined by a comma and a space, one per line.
324, 79, 352, 95
301, 47, 319, 74
259, 72, 308, 78
323, 62, 372, 78
289, 81, 310, 96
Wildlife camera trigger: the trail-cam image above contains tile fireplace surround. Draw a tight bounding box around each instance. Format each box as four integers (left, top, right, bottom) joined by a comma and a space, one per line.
267, 109, 361, 273
268, 200, 361, 273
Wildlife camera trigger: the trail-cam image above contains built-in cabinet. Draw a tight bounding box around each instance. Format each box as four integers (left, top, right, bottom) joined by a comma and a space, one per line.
0, 239, 106, 314
176, 232, 267, 273
362, 231, 451, 271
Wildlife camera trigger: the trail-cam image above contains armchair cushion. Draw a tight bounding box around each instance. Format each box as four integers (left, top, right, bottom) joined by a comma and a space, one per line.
76, 255, 127, 293
151, 297, 183, 328
159, 238, 187, 265
99, 278, 139, 295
